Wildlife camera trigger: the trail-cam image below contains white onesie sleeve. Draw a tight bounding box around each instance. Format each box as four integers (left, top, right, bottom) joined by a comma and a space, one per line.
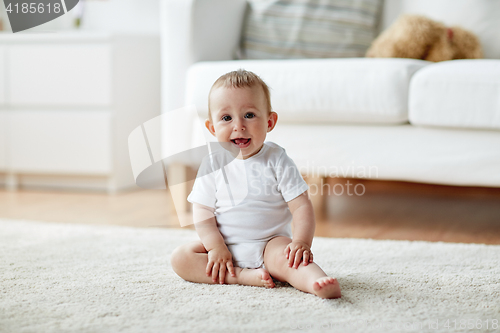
187, 156, 217, 209
275, 150, 309, 202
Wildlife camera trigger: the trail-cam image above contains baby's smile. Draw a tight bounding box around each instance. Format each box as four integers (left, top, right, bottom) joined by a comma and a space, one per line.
231, 138, 251, 149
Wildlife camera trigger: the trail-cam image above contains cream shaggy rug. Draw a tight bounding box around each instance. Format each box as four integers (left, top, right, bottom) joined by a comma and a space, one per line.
1, 219, 499, 333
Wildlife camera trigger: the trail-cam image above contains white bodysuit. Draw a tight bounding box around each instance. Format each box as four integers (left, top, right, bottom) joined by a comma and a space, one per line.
187, 142, 309, 269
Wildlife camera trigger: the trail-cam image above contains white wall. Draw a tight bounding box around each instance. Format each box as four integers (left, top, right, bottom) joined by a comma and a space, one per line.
81, 0, 160, 34
0, 0, 160, 34
380, 0, 403, 31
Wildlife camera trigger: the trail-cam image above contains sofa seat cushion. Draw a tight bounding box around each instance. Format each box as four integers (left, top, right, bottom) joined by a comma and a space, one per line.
266, 123, 500, 187
409, 60, 500, 130
186, 58, 428, 124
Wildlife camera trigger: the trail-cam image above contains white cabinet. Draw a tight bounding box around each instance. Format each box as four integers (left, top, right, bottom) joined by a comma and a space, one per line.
0, 112, 7, 170
9, 110, 112, 174
0, 47, 5, 105
0, 47, 6, 171
0, 33, 160, 192
8, 45, 112, 106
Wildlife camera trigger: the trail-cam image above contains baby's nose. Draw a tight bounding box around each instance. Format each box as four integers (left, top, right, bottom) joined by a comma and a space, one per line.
233, 119, 245, 131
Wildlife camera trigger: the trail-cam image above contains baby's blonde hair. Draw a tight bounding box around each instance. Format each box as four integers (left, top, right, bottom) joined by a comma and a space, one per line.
208, 69, 272, 120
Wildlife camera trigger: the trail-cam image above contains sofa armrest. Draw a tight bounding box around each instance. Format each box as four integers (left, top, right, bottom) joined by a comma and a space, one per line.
160, 0, 248, 114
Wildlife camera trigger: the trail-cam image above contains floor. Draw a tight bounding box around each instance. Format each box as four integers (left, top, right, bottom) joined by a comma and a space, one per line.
1, 178, 499, 244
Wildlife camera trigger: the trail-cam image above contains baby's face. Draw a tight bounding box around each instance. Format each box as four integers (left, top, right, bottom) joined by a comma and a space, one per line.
206, 85, 277, 159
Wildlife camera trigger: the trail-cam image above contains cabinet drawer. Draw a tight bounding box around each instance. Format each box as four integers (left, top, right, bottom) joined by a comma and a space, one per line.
0, 111, 6, 170
9, 110, 112, 174
8, 45, 112, 106
0, 47, 5, 105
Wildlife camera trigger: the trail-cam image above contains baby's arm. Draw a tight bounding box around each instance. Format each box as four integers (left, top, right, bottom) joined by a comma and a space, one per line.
193, 203, 236, 284
284, 192, 316, 268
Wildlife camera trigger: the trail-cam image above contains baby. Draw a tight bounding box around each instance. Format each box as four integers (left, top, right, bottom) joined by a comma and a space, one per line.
170, 69, 341, 299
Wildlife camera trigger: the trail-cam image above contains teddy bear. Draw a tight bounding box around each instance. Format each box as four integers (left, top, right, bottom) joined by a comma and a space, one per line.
366, 14, 482, 62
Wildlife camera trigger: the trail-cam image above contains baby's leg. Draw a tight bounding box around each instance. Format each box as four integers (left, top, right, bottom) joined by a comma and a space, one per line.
170, 241, 274, 288
263, 236, 341, 299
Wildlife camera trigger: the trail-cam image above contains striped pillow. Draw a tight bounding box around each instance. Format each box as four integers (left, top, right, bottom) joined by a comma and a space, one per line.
240, 0, 382, 59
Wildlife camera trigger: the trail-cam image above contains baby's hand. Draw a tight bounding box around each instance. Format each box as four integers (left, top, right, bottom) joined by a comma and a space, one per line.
284, 240, 313, 269
206, 245, 236, 284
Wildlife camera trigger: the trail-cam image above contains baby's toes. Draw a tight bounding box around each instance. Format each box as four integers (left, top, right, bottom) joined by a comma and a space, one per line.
313, 277, 341, 299
329, 277, 339, 285
259, 269, 275, 288
313, 277, 337, 289
324, 277, 337, 286
264, 279, 275, 288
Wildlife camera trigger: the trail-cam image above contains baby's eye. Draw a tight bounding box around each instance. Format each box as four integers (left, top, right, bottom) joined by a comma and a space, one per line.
221, 115, 232, 122
245, 113, 255, 119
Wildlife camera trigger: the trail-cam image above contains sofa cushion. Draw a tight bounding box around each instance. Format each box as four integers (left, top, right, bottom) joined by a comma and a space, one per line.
409, 60, 500, 130
266, 123, 500, 187
186, 58, 428, 124
240, 0, 382, 59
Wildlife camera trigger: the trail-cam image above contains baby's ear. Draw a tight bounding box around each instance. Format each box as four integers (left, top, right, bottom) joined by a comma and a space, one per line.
205, 119, 216, 136
267, 112, 278, 132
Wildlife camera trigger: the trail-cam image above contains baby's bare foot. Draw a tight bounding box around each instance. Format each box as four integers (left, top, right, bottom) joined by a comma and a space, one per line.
312, 277, 341, 299
237, 268, 275, 288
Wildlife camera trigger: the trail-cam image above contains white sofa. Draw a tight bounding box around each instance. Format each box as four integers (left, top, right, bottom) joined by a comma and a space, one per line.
158, 0, 500, 196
